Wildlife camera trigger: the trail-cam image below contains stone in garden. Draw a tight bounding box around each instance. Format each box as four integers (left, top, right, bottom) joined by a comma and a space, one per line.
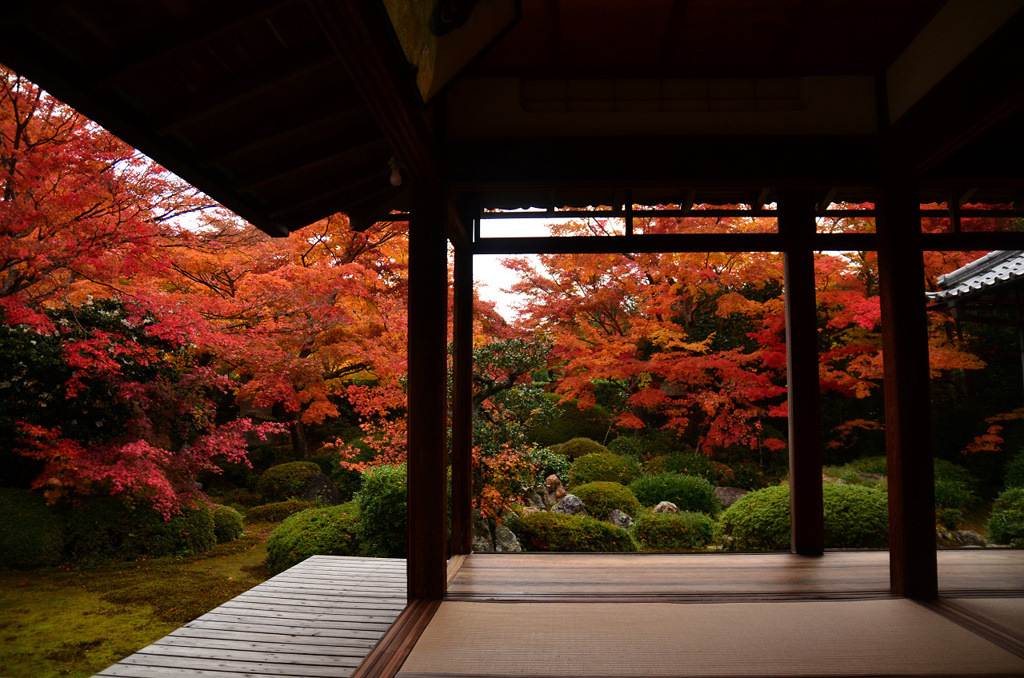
552, 494, 587, 516
525, 492, 546, 510
653, 501, 679, 514
545, 475, 566, 504
521, 506, 540, 516
714, 486, 748, 508
954, 530, 988, 547
494, 524, 522, 552
301, 473, 342, 505
472, 510, 494, 552
607, 509, 633, 529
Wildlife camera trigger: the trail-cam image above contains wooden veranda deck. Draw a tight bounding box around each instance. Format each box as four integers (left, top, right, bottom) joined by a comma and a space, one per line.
96, 556, 406, 678
97, 550, 1024, 678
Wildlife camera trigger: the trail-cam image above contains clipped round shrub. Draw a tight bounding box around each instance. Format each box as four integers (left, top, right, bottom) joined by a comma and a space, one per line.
355, 464, 407, 558
212, 504, 244, 543
572, 481, 642, 520
628, 473, 721, 516
934, 478, 975, 510
1005, 451, 1024, 490
822, 484, 888, 548
508, 511, 636, 552
256, 462, 322, 502
220, 488, 263, 508
568, 452, 641, 488
633, 512, 714, 552
244, 500, 315, 524
718, 483, 888, 551
988, 487, 1024, 546
526, 447, 571, 484
63, 497, 215, 562
607, 437, 645, 459
938, 507, 964, 531
555, 437, 610, 460
717, 485, 791, 551
265, 502, 361, 574
0, 488, 64, 568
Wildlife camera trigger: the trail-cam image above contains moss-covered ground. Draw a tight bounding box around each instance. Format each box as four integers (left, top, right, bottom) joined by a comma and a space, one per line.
0, 524, 275, 678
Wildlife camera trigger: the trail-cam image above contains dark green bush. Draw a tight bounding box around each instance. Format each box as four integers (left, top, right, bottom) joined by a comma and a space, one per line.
607, 437, 645, 459
846, 456, 889, 475
63, 497, 215, 563
718, 483, 888, 551
244, 500, 315, 524
355, 464, 407, 558
526, 447, 571, 483
1006, 451, 1024, 490
528, 397, 611, 448
572, 481, 642, 520
555, 438, 611, 460
633, 512, 714, 552
717, 485, 791, 551
729, 461, 774, 491
212, 504, 244, 543
256, 462, 322, 502
988, 487, 1024, 546
934, 478, 975, 510
0, 488, 64, 568
568, 452, 641, 488
265, 502, 361, 574
219, 488, 264, 508
938, 507, 964, 531
628, 473, 720, 516
655, 454, 719, 482
508, 511, 637, 552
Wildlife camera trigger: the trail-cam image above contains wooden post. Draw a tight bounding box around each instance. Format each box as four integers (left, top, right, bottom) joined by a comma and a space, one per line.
779, 190, 825, 556
406, 189, 449, 600
876, 182, 938, 600
451, 244, 474, 554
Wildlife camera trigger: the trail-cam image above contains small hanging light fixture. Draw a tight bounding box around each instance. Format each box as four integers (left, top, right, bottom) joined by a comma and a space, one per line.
388, 156, 403, 187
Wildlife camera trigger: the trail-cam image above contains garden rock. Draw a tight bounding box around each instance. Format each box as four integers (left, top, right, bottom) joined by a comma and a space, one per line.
525, 492, 547, 510
552, 494, 588, 516
545, 475, 567, 504
608, 508, 634, 529
714, 486, 748, 508
653, 501, 679, 514
472, 510, 494, 552
954, 530, 988, 547
494, 524, 522, 552
521, 507, 540, 516
301, 473, 342, 506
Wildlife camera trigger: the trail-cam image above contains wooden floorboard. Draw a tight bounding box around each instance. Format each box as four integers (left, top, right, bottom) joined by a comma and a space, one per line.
96, 555, 408, 678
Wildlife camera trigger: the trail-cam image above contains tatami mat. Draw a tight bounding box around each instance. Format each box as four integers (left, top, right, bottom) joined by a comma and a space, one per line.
397, 600, 1024, 677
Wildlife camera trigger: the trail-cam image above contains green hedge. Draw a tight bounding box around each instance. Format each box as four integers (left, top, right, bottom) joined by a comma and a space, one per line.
63, 497, 215, 563
572, 481, 642, 520
508, 512, 637, 552
628, 473, 720, 516
256, 462, 322, 502
265, 502, 361, 574
632, 512, 714, 552
355, 464, 407, 558
244, 500, 315, 524
988, 487, 1024, 546
212, 504, 244, 543
554, 438, 611, 460
0, 488, 64, 568
568, 452, 642, 488
1003, 451, 1024, 490
718, 483, 889, 551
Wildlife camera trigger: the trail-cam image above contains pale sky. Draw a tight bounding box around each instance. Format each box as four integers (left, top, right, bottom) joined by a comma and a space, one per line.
472, 216, 552, 321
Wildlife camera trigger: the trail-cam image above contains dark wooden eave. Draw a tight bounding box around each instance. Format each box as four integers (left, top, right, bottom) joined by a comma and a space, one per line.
0, 0, 438, 235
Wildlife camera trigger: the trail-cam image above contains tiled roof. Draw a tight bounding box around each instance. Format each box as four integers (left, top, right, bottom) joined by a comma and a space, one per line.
928, 251, 1024, 303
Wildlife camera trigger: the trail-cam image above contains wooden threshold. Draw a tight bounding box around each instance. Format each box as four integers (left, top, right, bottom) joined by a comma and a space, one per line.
924, 598, 1024, 660
350, 598, 441, 678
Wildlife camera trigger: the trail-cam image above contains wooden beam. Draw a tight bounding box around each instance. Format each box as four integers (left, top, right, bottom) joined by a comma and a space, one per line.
876, 182, 937, 600
885, 8, 1024, 177
779, 190, 825, 557
405, 189, 449, 600
451, 244, 474, 555
310, 0, 439, 185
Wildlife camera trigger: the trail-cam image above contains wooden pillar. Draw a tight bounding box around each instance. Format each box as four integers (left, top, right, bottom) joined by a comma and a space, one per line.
406, 189, 449, 600
876, 182, 938, 600
779, 190, 825, 556
451, 244, 474, 554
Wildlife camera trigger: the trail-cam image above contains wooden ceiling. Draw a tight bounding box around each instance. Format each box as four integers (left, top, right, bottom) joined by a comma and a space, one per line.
0, 1, 1022, 235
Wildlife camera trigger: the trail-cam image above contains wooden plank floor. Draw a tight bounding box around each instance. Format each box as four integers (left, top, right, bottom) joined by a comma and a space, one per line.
446, 549, 1024, 602
96, 556, 407, 678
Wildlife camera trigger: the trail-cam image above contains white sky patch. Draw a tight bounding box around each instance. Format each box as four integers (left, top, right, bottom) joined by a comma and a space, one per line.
473, 217, 556, 322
